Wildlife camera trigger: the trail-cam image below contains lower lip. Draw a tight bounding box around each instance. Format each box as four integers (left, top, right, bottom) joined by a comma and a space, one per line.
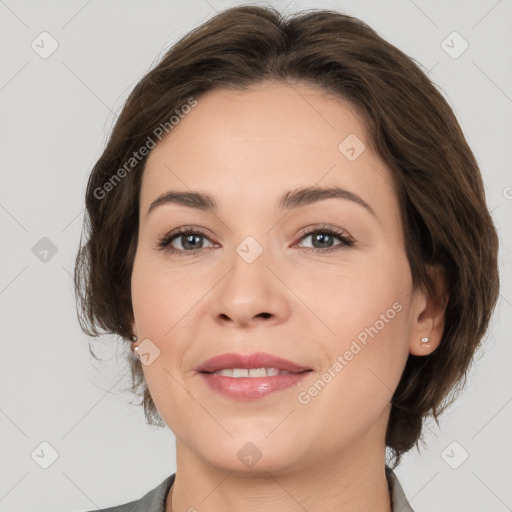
199, 371, 311, 399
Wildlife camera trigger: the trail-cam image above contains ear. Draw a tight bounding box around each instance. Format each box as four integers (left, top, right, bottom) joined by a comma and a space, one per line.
408, 264, 449, 356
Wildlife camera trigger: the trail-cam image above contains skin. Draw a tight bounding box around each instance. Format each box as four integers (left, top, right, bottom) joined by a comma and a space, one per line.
130, 80, 447, 512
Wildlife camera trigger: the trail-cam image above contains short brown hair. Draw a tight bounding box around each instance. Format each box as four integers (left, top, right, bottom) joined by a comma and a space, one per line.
74, 5, 499, 465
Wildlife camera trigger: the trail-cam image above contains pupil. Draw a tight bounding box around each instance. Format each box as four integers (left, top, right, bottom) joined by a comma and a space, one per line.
313, 233, 332, 248
183, 234, 201, 250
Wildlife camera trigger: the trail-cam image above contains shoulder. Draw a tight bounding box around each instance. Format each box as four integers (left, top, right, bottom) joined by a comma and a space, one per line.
82, 473, 175, 512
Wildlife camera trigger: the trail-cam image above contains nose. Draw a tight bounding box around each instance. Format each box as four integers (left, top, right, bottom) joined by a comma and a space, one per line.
211, 243, 291, 329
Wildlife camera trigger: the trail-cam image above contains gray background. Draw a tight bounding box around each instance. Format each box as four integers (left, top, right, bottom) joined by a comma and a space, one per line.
1, 0, 511, 511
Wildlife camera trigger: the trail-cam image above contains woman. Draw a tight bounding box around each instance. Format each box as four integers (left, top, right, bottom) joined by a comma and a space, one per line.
75, 5, 499, 511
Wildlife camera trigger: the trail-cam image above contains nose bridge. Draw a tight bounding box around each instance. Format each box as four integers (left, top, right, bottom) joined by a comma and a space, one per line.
228, 232, 271, 302
213, 230, 289, 326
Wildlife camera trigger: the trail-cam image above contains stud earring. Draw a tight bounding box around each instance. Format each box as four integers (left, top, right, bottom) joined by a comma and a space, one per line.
131, 343, 141, 359
420, 336, 431, 348
131, 336, 140, 359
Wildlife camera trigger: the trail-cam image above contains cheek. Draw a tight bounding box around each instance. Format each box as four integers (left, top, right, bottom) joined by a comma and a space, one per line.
305, 250, 412, 386
291, 267, 411, 445
130, 255, 185, 405
131, 254, 199, 428
304, 250, 409, 331
131, 251, 201, 338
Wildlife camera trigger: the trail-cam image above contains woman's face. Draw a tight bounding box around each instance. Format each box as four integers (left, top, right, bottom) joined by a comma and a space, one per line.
131, 81, 426, 474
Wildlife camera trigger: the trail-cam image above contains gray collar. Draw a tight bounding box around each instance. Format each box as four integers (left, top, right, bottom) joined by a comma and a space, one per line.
97, 467, 414, 511
386, 466, 415, 511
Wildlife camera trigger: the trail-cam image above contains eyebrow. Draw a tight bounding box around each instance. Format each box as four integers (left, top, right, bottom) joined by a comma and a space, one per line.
147, 186, 376, 218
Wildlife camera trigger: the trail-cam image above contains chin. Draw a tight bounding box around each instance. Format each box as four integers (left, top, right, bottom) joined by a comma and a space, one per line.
195, 433, 306, 475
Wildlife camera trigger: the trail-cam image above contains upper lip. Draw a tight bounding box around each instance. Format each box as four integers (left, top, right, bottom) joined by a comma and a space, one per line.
196, 352, 311, 373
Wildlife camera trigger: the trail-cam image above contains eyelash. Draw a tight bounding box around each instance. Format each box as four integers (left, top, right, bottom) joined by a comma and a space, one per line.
155, 224, 354, 257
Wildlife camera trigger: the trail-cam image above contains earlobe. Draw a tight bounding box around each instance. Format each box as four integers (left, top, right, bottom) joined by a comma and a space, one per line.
409, 265, 449, 356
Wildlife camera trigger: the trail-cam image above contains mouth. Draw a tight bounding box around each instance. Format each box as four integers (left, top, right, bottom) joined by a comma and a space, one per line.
196, 352, 313, 400
201, 368, 311, 378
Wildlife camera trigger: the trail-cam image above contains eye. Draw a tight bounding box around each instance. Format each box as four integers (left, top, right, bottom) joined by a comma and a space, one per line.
156, 227, 215, 257
295, 224, 354, 254
156, 223, 354, 257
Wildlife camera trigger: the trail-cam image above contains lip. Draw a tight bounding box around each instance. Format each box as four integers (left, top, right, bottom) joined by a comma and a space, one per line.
196, 352, 312, 400
199, 372, 310, 400
195, 351, 311, 373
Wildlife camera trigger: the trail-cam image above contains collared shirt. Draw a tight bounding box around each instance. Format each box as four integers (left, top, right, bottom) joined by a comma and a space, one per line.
87, 467, 414, 511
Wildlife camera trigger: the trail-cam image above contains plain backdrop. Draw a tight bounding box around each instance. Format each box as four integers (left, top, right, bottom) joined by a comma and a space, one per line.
1, 1, 511, 511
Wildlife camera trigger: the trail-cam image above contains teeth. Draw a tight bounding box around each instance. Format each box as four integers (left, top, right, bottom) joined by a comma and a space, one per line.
212, 368, 294, 377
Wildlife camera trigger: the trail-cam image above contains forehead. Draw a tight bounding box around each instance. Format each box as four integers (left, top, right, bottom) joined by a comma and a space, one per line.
148, 80, 369, 160
141, 81, 397, 222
